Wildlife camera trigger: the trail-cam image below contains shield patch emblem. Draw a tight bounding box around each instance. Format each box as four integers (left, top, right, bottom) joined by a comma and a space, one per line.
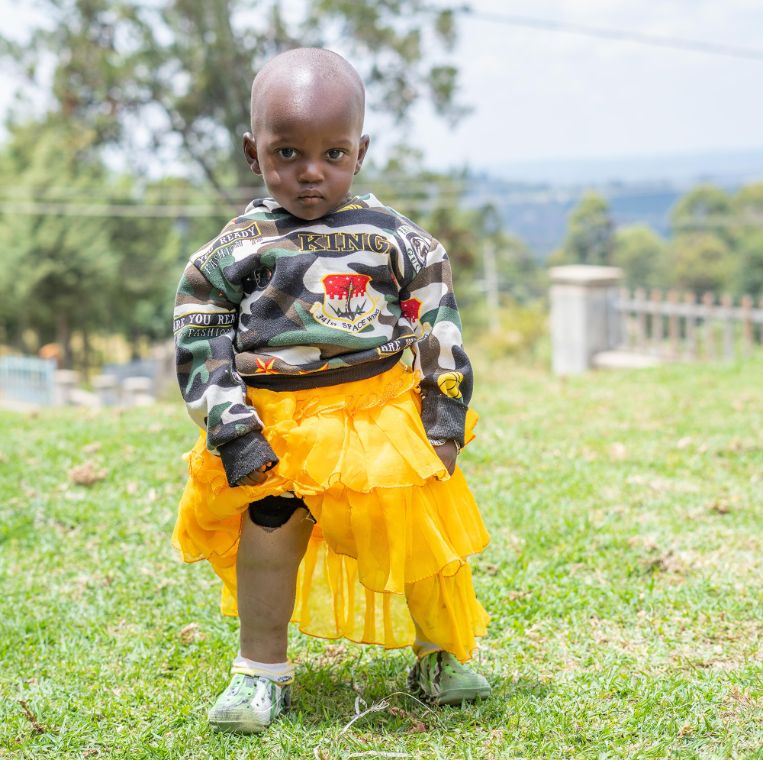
310, 273, 381, 333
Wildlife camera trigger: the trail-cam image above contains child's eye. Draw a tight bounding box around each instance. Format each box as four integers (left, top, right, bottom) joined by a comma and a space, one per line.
326, 149, 345, 161
277, 148, 296, 160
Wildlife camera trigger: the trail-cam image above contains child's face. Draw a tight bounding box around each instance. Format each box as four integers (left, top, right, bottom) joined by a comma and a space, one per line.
243, 91, 369, 221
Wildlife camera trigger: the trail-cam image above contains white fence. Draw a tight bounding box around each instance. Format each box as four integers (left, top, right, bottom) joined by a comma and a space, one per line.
0, 356, 56, 405
618, 289, 763, 361
550, 266, 763, 374
0, 343, 176, 407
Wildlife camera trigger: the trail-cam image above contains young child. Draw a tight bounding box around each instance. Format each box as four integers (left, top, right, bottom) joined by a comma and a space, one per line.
173, 47, 491, 734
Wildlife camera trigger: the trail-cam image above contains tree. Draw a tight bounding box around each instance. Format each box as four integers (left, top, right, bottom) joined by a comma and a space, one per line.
612, 225, 669, 289
731, 183, 763, 228
670, 185, 732, 243
363, 150, 480, 280
0, 1, 469, 359
492, 232, 542, 301
732, 231, 763, 299
670, 233, 733, 295
551, 193, 615, 266
0, 116, 234, 363
728, 184, 763, 298
4, 0, 464, 199
0, 118, 117, 367
102, 176, 225, 358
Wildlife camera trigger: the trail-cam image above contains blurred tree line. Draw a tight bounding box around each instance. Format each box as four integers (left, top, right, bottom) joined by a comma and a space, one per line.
550, 185, 763, 299
3, 1, 756, 371
2, 0, 517, 368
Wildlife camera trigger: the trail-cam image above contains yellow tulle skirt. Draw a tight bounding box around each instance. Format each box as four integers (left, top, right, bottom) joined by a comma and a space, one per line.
173, 362, 490, 662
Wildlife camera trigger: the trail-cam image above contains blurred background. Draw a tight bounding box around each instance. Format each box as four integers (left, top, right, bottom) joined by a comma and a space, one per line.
0, 0, 762, 402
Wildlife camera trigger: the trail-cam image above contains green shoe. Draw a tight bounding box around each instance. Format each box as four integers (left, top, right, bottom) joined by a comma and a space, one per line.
407, 651, 491, 705
208, 672, 291, 733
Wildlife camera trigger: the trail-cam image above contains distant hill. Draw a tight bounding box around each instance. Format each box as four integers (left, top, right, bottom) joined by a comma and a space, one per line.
465, 148, 763, 259
489, 147, 763, 186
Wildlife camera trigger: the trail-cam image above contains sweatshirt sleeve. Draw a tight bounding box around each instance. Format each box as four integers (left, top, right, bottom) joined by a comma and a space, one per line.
174, 260, 277, 486
395, 234, 473, 448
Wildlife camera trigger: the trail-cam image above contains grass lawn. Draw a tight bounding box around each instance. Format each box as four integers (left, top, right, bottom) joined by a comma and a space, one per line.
1, 357, 762, 759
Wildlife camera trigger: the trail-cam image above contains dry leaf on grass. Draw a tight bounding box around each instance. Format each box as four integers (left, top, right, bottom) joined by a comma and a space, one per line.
627, 535, 658, 552
387, 705, 428, 733
708, 499, 731, 515
179, 623, 205, 645
68, 461, 107, 486
641, 550, 687, 576
610, 442, 627, 460
325, 644, 347, 660
729, 686, 753, 705
18, 700, 46, 734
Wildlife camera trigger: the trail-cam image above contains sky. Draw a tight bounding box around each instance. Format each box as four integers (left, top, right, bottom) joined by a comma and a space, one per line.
377, 0, 763, 175
2, 0, 763, 177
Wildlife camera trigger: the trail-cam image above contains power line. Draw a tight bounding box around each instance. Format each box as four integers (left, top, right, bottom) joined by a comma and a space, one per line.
4, 167, 763, 203
1, 179, 761, 208
2, 199, 763, 229
0, 202, 231, 218
459, 8, 763, 62
0, 177, 470, 198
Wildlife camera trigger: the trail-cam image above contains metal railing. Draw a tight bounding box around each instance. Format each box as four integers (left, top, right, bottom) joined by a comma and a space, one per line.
0, 356, 56, 405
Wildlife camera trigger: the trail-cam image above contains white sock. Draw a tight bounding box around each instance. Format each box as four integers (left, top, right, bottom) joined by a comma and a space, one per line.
232, 654, 294, 684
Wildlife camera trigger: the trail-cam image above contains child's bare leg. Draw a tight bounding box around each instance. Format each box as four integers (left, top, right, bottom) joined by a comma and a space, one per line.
236, 505, 313, 662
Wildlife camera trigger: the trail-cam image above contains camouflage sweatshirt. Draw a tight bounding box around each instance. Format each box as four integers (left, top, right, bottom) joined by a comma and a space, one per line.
174, 193, 473, 486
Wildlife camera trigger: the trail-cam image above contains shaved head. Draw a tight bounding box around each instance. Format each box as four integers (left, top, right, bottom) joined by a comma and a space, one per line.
250, 48, 365, 134
242, 48, 370, 219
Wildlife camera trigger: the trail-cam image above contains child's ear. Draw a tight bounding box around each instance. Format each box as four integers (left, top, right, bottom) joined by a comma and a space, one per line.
242, 132, 261, 174
354, 135, 370, 175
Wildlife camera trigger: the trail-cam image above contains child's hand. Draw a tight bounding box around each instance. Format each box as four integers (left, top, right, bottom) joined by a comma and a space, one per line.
433, 441, 458, 475
236, 463, 272, 487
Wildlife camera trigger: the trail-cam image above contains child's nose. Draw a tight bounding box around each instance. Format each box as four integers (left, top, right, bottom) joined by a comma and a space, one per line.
298, 160, 323, 183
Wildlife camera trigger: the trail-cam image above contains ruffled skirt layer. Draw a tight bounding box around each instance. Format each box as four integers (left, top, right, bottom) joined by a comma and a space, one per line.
173, 363, 489, 662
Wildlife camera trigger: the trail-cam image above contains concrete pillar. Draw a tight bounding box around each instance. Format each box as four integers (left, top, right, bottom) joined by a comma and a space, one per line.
149, 340, 178, 400
122, 376, 155, 406
549, 265, 623, 375
53, 369, 80, 406
92, 374, 119, 407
